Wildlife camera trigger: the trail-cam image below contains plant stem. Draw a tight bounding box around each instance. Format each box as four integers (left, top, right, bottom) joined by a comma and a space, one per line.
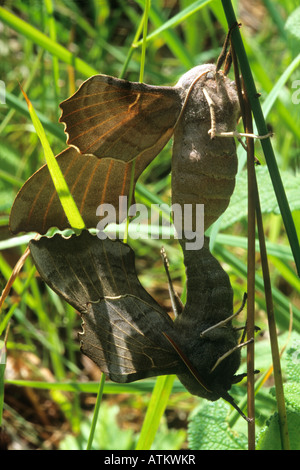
221, 0, 300, 276
223, 1, 291, 449
254, 178, 290, 450
245, 94, 256, 449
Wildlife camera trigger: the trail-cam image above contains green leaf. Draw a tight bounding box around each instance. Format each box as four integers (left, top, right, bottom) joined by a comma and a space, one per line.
285, 6, 300, 41
256, 334, 300, 450
285, 338, 300, 384
256, 409, 300, 450
221, 166, 300, 229
188, 400, 248, 450
284, 383, 300, 413
59, 402, 136, 450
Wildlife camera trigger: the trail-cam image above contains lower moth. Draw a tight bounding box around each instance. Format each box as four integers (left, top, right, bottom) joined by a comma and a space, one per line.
29, 230, 250, 421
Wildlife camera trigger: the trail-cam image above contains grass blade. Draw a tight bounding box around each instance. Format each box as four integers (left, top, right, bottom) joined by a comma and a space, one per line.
221, 0, 300, 276
86, 373, 106, 450
0, 6, 97, 78
135, 375, 175, 450
135, 0, 212, 46
5, 90, 65, 142
20, 86, 85, 232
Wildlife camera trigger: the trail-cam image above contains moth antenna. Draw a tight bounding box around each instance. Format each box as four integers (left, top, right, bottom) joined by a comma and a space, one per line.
200, 293, 247, 338
162, 332, 211, 393
221, 391, 253, 422
210, 338, 254, 373
161, 246, 184, 317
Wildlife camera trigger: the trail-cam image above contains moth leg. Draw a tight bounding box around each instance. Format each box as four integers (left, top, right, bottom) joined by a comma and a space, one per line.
161, 246, 184, 317
210, 338, 254, 373
203, 87, 265, 142
200, 292, 247, 338
232, 369, 260, 384
203, 88, 217, 139
208, 128, 273, 141
237, 322, 261, 344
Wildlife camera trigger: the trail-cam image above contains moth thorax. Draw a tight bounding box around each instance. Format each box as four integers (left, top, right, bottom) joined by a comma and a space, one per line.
176, 339, 241, 402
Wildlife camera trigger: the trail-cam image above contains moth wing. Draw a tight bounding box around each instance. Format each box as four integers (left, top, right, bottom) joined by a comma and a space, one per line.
59, 75, 183, 162
9, 146, 151, 235
80, 297, 184, 382
29, 230, 160, 310
29, 230, 185, 381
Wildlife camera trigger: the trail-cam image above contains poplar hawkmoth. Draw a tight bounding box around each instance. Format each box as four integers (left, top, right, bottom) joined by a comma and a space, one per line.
10, 47, 249, 420
29, 230, 249, 420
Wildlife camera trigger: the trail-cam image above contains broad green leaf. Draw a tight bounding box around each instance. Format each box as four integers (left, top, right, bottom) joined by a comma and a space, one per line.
285, 338, 300, 383
188, 400, 248, 450
285, 6, 300, 41
256, 409, 300, 450
221, 166, 300, 230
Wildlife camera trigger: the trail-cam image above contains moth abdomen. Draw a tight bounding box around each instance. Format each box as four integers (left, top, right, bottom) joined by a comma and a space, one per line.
171, 236, 241, 401
179, 239, 233, 318
172, 64, 240, 232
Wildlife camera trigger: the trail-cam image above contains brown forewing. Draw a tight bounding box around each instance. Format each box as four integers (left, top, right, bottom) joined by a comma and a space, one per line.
29, 231, 184, 382
9, 146, 157, 235
59, 75, 183, 162
10, 76, 183, 235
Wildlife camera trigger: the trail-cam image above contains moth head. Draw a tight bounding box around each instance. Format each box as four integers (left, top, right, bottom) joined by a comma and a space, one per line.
163, 331, 250, 421
175, 63, 216, 90
175, 63, 240, 132
203, 71, 241, 132
178, 339, 241, 399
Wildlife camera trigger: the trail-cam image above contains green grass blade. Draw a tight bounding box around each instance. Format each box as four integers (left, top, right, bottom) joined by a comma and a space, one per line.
135, 375, 175, 450
136, 0, 212, 46
262, 52, 300, 118
221, 0, 300, 276
20, 87, 85, 232
86, 373, 106, 450
5, 90, 65, 142
0, 338, 7, 426
136, 1, 195, 68
5, 378, 185, 394
0, 6, 97, 78
44, 0, 60, 115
